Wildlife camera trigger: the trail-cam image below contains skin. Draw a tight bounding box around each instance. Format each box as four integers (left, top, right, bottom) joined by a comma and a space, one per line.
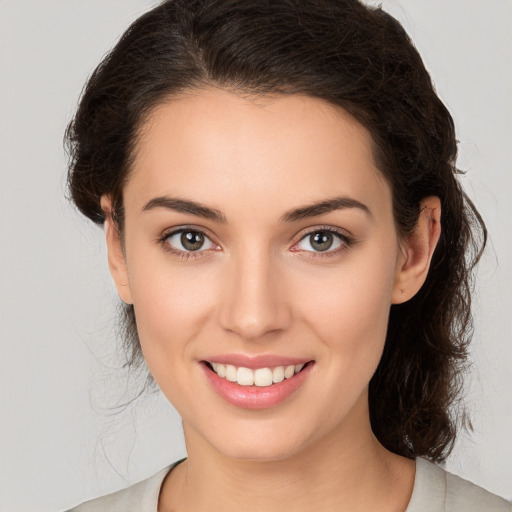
101, 87, 441, 511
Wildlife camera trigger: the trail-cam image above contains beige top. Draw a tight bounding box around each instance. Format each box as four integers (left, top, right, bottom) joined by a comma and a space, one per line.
67, 457, 510, 511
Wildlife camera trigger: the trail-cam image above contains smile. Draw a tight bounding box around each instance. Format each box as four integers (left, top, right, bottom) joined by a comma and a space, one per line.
207, 362, 306, 387
201, 359, 314, 409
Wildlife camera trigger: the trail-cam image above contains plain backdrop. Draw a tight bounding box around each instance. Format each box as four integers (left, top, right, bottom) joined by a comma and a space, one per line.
0, 1, 510, 510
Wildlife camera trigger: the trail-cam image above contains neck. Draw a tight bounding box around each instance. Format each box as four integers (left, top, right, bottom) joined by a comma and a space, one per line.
159, 399, 415, 512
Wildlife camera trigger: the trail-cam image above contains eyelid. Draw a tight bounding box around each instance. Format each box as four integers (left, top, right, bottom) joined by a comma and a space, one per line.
158, 225, 220, 257
157, 224, 354, 260
293, 224, 353, 242
290, 225, 354, 255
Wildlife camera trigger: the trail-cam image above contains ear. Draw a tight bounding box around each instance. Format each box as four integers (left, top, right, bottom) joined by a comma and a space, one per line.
100, 195, 133, 305
391, 196, 441, 304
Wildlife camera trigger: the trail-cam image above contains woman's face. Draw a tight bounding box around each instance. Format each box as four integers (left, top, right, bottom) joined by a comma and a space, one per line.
109, 88, 409, 461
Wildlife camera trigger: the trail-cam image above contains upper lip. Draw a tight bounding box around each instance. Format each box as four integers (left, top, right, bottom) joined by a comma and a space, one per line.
202, 353, 313, 369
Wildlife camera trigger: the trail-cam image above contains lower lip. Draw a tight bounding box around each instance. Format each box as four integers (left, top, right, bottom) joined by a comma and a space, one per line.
201, 362, 314, 410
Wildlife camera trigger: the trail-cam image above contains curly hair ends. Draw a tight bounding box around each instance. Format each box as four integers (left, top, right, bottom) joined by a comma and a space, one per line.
65, 0, 487, 463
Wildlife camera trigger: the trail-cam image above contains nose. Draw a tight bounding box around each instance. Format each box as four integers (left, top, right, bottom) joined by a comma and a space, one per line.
218, 249, 291, 341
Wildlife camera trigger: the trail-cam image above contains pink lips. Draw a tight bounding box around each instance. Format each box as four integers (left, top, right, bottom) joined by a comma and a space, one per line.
200, 354, 314, 410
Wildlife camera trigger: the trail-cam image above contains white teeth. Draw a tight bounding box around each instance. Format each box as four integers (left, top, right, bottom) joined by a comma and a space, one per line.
209, 361, 308, 387
217, 363, 226, 378
225, 364, 237, 382
272, 365, 285, 383
237, 367, 254, 386
254, 367, 273, 387
284, 365, 295, 379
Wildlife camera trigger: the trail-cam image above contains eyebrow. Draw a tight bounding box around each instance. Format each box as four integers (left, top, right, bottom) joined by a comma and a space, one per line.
141, 194, 372, 223
280, 196, 373, 223
142, 196, 227, 222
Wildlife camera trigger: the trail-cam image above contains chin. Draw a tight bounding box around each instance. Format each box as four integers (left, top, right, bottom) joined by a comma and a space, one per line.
203, 420, 315, 463
218, 440, 303, 463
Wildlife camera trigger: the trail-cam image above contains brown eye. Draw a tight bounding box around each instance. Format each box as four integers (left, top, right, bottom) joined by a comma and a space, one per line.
296, 229, 348, 254
165, 229, 215, 252
310, 231, 334, 251
181, 231, 205, 251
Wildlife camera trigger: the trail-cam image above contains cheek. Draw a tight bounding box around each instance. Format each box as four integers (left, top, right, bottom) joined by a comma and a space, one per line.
293, 252, 397, 371
125, 249, 218, 369
300, 252, 395, 317
127, 266, 221, 413
289, 261, 396, 431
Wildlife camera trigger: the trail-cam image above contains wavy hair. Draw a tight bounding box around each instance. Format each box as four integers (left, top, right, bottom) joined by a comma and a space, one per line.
65, 0, 486, 462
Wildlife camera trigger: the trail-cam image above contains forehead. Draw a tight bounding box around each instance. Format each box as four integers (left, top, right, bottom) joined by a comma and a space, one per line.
125, 87, 391, 220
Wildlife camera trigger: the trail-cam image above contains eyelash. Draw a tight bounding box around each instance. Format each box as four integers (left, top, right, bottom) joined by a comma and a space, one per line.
293, 225, 354, 259
158, 226, 216, 260
158, 225, 354, 260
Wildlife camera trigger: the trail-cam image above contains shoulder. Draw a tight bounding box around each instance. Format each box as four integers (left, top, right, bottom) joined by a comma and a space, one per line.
406, 458, 511, 512
443, 467, 511, 512
65, 462, 180, 512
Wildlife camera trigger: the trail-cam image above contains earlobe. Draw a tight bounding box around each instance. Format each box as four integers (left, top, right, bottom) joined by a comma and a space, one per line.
392, 196, 441, 304
100, 195, 133, 305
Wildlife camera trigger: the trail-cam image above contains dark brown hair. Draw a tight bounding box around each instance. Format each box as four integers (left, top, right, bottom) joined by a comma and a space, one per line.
65, 0, 486, 462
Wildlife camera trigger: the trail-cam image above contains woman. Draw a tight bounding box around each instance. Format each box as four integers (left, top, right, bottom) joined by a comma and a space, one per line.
64, 0, 510, 510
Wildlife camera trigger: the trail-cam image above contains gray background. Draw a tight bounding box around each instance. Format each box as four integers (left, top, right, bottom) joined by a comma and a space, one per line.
0, 1, 510, 510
